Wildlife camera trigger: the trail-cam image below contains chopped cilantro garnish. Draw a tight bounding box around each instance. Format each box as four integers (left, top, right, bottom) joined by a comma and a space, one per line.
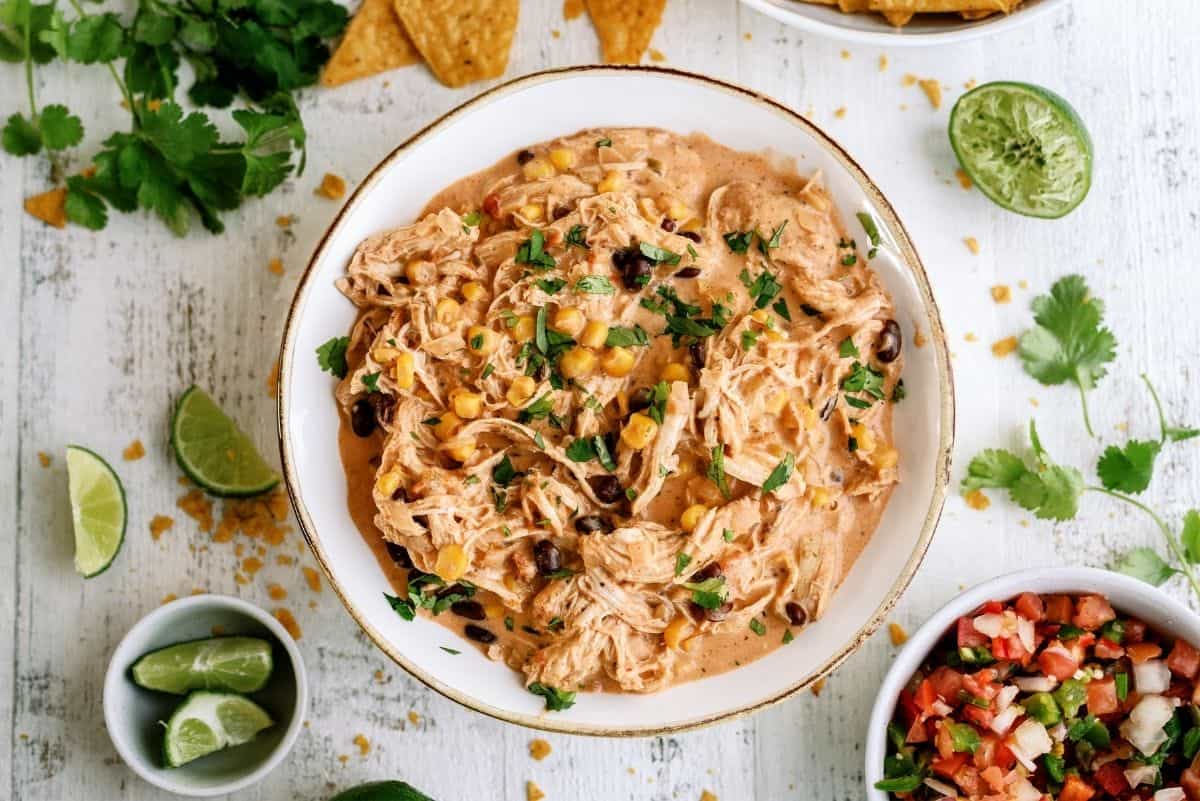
639, 241, 681, 266
361, 372, 381, 392
739, 267, 783, 310
762, 453, 795, 493
463, 475, 480, 486
892, 379, 906, 403
499, 309, 519, 329
594, 436, 616, 471
749, 618, 767, 636
440, 646, 461, 655
707, 445, 731, 500
773, 298, 791, 321
674, 552, 692, 576
782, 629, 795, 644
856, 211, 881, 258
741, 329, 760, 351
462, 210, 482, 230
723, 231, 754, 254
683, 576, 728, 609
316, 336, 350, 378
516, 229, 556, 271
504, 616, 514, 631
492, 455, 521, 486
758, 220, 788, 254
595, 138, 612, 148
575, 275, 615, 295
646, 381, 670, 425
536, 277, 566, 295
422, 416, 441, 426
565, 224, 589, 249
845, 395, 873, 410
842, 362, 886, 400
518, 392, 555, 423
480, 363, 495, 379
839, 337, 860, 358
566, 438, 597, 462
528, 682, 576, 711
384, 592, 415, 621
605, 325, 650, 348
722, 528, 735, 542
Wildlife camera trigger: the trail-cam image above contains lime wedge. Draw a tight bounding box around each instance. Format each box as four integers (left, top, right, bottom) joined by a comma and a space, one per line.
162, 692, 273, 768
66, 446, 126, 578
131, 637, 274, 695
329, 781, 437, 801
949, 81, 1092, 219
171, 386, 279, 497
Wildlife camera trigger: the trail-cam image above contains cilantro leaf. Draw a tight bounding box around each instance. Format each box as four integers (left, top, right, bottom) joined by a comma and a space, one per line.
38, 103, 82, 149
384, 592, 416, 621
565, 224, 589, 249
605, 325, 649, 348
1010, 464, 1084, 521
2, 112, 41, 155
565, 438, 596, 463
1097, 439, 1161, 494
1183, 510, 1200, 564
961, 449, 1029, 492
838, 337, 859, 359
639, 241, 681, 266
723, 230, 753, 254
706, 445, 731, 500
316, 335, 350, 378
762, 453, 795, 494
674, 552, 691, 576
64, 175, 108, 229
528, 682, 576, 711
64, 12, 125, 64
683, 576, 728, 609
516, 229, 555, 271
1113, 547, 1177, 587
574, 275, 615, 295
536, 277, 565, 295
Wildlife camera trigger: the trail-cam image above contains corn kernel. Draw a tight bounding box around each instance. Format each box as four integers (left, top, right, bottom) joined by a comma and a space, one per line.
503, 573, 518, 592
660, 362, 690, 383
679, 218, 702, 233
375, 471, 401, 498
372, 345, 401, 364
443, 437, 477, 463
393, 352, 415, 389
663, 196, 692, 220
519, 203, 544, 222
597, 170, 624, 194
765, 328, 786, 342
507, 376, 537, 407
579, 320, 608, 349
483, 601, 504, 619
810, 487, 831, 509
461, 281, 487, 303
664, 616, 694, 650
750, 308, 771, 325
511, 315, 536, 342
451, 390, 484, 420
552, 307, 586, 337
522, 157, 555, 181
874, 446, 899, 470
851, 423, 876, 454
558, 347, 596, 379
601, 347, 635, 378
433, 412, 462, 441
680, 504, 708, 533
621, 413, 658, 450
435, 543, 469, 581
615, 389, 629, 416
548, 148, 577, 171
466, 326, 498, 356
801, 405, 819, 430
405, 259, 436, 285
675, 457, 697, 478
435, 298, 461, 325
764, 391, 788, 415
637, 197, 659, 222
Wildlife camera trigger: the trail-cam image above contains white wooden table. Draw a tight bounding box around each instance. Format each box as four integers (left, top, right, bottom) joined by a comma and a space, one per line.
4, 1, 1200, 799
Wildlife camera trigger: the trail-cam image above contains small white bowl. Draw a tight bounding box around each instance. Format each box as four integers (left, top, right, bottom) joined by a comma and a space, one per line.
864, 566, 1200, 799
739, 0, 1069, 46
103, 595, 308, 797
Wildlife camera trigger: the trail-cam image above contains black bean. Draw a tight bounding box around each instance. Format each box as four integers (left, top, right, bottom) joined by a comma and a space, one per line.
628, 387, 653, 413
819, 395, 838, 421
785, 602, 808, 626
587, 475, 624, 504
660, 218, 677, 232
368, 392, 396, 426
464, 624, 496, 644
391, 485, 408, 502
451, 600, 485, 621
679, 231, 702, 243
689, 341, 707, 370
552, 205, 570, 220
516, 149, 535, 165
385, 541, 412, 568
697, 602, 732, 622
350, 399, 377, 437
800, 303, 822, 318
620, 255, 654, 291
674, 266, 701, 279
574, 515, 613, 535
533, 539, 562, 575
876, 319, 902, 363
692, 562, 723, 581
611, 247, 634, 269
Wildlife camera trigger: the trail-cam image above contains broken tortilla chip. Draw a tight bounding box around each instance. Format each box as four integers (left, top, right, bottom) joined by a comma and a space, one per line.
322, 0, 420, 87
585, 0, 665, 64
563, 0, 585, 20
24, 187, 67, 228
393, 0, 519, 88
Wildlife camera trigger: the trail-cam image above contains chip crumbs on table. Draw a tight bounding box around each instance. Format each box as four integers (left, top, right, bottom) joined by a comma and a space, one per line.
274, 608, 302, 640
889, 622, 908, 646
992, 336, 1019, 358
149, 515, 174, 541
990, 284, 1011, 304
965, 489, 991, 511
526, 781, 545, 801
353, 733, 371, 756
123, 439, 145, 460
37, 452, 51, 468
529, 738, 552, 761
315, 173, 347, 200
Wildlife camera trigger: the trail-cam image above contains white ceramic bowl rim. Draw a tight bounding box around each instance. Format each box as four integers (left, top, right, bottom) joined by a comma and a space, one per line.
102, 594, 309, 797
864, 566, 1200, 798
278, 65, 955, 736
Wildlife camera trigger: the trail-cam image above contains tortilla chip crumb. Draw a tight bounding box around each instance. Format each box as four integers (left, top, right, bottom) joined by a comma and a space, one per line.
267, 360, 281, 398
965, 78, 977, 90
37, 452, 51, 468
268, 258, 284, 276
743, 32, 751, 41
649, 48, 665, 62
551, 29, 560, 38
902, 73, 918, 87
965, 489, 991, 511
810, 678, 826, 696
529, 738, 552, 761
991, 285, 1012, 304
353, 734, 371, 756
834, 107, 847, 119
316, 173, 346, 200
700, 792, 718, 801
177, 489, 215, 532
1030, 397, 1039, 407
308, 600, 318, 610
122, 439, 146, 461
234, 574, 249, 585
408, 710, 421, 725
24, 187, 67, 228
242, 557, 264, 576
953, 169, 973, 190
374, 669, 386, 682
964, 332, 978, 343
211, 624, 226, 636
161, 593, 178, 605
918, 78, 942, 109
840, 49, 850, 60
274, 608, 302, 640
878, 54, 888, 71
889, 622, 908, 646
563, 0, 584, 19
526, 781, 545, 801
302, 566, 323, 593
275, 215, 294, 228
191, 588, 206, 595
1018, 280, 1029, 290
337, 754, 349, 765
964, 237, 980, 255
992, 336, 1019, 358
149, 515, 175, 541
913, 329, 927, 348
267, 583, 288, 601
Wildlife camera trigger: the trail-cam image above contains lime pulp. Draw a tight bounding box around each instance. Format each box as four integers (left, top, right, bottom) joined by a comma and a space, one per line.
162, 691, 273, 768
170, 386, 279, 497
66, 445, 126, 578
131, 636, 274, 695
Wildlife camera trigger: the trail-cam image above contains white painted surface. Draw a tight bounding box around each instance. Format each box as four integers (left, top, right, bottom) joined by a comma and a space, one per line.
3, 1, 1199, 799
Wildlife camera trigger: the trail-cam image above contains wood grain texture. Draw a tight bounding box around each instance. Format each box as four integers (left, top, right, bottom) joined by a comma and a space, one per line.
3, 1, 1200, 799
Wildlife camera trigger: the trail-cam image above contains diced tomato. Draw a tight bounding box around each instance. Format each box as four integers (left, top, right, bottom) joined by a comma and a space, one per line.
979, 765, 1005, 792
962, 669, 999, 701
928, 666, 965, 704
1014, 592, 1045, 622
951, 765, 985, 797
1127, 641, 1163, 664
1124, 619, 1148, 643
1044, 594, 1075, 623
961, 703, 994, 730
1182, 767, 1200, 801
1059, 774, 1097, 801
482, 193, 501, 218
1167, 679, 1194, 701
1093, 762, 1129, 795
957, 616, 990, 648
898, 687, 920, 723
931, 751, 969, 778
906, 716, 929, 744
1094, 638, 1125, 659
973, 734, 1015, 773
1073, 595, 1117, 629
934, 721, 957, 760
1169, 639, 1200, 679
914, 678, 938, 714
1038, 645, 1079, 681
1086, 677, 1119, 715
975, 600, 1005, 615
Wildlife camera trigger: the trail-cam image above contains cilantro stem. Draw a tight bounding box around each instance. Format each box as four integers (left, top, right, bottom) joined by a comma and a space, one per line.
1141, 373, 1169, 444
20, 10, 61, 176
1076, 370, 1096, 438
65, 0, 137, 121
1088, 486, 1200, 600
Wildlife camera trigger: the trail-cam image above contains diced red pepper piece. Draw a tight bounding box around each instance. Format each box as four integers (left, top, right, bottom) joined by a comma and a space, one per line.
482, 193, 501, 218
1169, 639, 1200, 679
1038, 646, 1079, 681
1094, 638, 1125, 660
1014, 592, 1045, 622
1127, 642, 1163, 664
1059, 774, 1097, 801
1044, 594, 1074, 624
1087, 677, 1119, 715
1073, 595, 1116, 629
931, 751, 969, 779
1093, 762, 1129, 795
957, 616, 989, 648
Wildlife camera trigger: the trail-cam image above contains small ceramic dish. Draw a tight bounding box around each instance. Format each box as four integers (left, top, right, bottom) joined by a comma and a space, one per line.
102, 594, 308, 797
739, 0, 1068, 46
864, 566, 1200, 799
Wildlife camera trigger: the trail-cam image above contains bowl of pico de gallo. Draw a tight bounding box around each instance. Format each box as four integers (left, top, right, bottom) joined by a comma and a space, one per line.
867, 567, 1200, 801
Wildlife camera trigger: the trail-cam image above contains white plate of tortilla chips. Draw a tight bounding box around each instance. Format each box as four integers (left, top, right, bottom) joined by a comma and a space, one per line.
740, 0, 1067, 45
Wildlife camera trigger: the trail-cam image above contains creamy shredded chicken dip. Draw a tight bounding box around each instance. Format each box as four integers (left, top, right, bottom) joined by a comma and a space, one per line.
334, 128, 903, 696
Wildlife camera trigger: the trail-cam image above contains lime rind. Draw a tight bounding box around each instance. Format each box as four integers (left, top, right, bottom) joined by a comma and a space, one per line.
66, 445, 127, 578
950, 81, 1092, 219
131, 636, 274, 695
162, 691, 273, 768
171, 386, 280, 498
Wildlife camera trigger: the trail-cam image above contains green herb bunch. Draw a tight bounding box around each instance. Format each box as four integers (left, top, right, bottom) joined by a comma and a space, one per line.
1, 0, 347, 235
964, 275, 1200, 598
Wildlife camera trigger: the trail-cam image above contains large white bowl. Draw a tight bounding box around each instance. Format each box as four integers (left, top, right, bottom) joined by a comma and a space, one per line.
865, 567, 1200, 799
740, 0, 1069, 46
278, 66, 954, 736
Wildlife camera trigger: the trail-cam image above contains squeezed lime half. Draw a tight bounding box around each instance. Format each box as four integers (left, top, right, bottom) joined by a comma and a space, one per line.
66, 445, 126, 578
162, 691, 273, 768
949, 81, 1092, 218
171, 386, 279, 497
131, 636, 274, 695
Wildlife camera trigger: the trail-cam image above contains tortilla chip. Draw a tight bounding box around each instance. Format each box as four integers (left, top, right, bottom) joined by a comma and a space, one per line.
563, 0, 585, 21
24, 187, 67, 228
393, 0, 519, 88
322, 0, 420, 87
585, 0, 665, 64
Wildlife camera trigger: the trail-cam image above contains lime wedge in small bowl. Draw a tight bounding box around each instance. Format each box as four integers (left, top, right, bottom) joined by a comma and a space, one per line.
131, 636, 274, 695
171, 386, 279, 497
67, 445, 127, 578
163, 691, 274, 768
949, 81, 1092, 219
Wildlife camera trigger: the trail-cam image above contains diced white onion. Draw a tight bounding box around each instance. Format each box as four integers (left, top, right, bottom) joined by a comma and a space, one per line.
997, 684, 1020, 711
973, 613, 1005, 638
1006, 743, 1037, 772
1011, 777, 1043, 801
990, 704, 1023, 735
1016, 616, 1036, 652
1125, 764, 1159, 788
922, 777, 957, 798
1154, 788, 1186, 801
1120, 694, 1175, 756
1049, 722, 1068, 743
1013, 719, 1053, 759
1134, 659, 1172, 695
931, 700, 953, 717
1013, 675, 1058, 693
